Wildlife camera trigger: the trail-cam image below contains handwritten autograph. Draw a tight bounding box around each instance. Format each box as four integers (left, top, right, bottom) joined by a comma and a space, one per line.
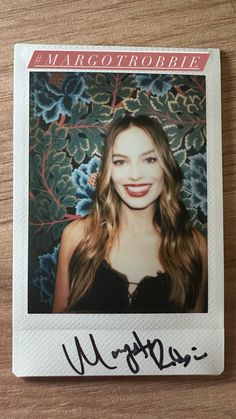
62, 331, 208, 375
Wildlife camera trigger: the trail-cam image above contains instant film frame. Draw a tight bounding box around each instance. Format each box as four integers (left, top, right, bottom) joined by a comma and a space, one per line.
13, 44, 224, 376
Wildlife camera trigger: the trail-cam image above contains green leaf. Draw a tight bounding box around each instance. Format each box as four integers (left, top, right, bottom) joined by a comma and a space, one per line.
138, 91, 153, 112
62, 195, 77, 206
124, 98, 140, 113
38, 202, 51, 221
30, 117, 39, 129
82, 129, 104, 158
120, 74, 137, 90
172, 75, 205, 96
56, 127, 67, 139
67, 129, 78, 156
55, 179, 67, 194
174, 149, 186, 167
52, 152, 66, 164
95, 74, 107, 84
55, 206, 66, 220
67, 129, 95, 162
52, 126, 67, 151
169, 135, 182, 151
35, 128, 45, 143
164, 124, 178, 138
119, 87, 134, 99
150, 95, 164, 112
187, 103, 198, 114
74, 146, 86, 164
187, 207, 198, 220
194, 131, 205, 152
185, 132, 195, 150
88, 103, 112, 123
49, 201, 57, 215
185, 127, 205, 152
93, 93, 111, 104
168, 100, 182, 114
69, 102, 89, 125
65, 185, 77, 195
112, 107, 127, 122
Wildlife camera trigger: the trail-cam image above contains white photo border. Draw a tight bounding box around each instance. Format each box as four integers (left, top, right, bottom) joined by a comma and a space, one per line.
13, 44, 224, 376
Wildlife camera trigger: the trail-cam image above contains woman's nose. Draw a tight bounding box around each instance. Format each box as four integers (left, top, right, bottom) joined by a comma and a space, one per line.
128, 162, 142, 180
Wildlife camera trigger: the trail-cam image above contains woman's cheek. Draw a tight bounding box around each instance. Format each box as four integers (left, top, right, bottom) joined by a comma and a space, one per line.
112, 167, 126, 183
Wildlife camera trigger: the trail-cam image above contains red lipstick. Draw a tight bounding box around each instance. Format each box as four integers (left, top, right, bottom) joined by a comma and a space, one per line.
124, 183, 151, 197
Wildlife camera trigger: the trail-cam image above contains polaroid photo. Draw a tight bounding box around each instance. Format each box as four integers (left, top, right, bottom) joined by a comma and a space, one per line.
13, 44, 224, 376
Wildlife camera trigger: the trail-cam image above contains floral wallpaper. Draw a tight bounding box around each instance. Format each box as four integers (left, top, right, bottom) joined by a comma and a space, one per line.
29, 71, 207, 313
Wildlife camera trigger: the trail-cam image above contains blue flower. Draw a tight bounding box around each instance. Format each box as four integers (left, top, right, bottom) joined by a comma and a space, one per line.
183, 154, 207, 216
72, 155, 101, 216
135, 74, 172, 97
31, 72, 89, 123
33, 245, 59, 307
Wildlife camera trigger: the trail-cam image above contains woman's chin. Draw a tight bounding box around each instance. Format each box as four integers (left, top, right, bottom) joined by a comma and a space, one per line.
121, 197, 156, 211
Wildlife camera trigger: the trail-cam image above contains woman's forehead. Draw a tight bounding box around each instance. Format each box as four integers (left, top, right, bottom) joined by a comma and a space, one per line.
112, 126, 155, 155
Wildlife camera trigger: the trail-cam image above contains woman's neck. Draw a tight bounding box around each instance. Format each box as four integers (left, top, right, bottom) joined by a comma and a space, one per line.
119, 202, 156, 235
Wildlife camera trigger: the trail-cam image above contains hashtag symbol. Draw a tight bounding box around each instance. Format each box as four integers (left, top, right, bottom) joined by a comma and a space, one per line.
34, 54, 42, 66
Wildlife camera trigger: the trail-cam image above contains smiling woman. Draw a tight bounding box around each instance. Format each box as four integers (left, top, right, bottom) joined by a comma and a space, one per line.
111, 126, 164, 208
52, 115, 207, 314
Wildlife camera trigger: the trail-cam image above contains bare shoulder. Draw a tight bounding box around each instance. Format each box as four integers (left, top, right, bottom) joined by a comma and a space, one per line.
52, 218, 87, 313
60, 218, 87, 256
62, 217, 87, 239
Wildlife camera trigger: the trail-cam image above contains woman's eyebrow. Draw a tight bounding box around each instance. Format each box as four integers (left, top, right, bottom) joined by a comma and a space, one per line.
112, 153, 127, 158
112, 149, 156, 158
141, 149, 156, 156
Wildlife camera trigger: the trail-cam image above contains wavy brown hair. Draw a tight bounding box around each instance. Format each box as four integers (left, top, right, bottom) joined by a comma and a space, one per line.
68, 115, 203, 312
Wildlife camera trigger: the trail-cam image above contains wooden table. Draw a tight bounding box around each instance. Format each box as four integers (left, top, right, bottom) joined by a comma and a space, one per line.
0, 1, 235, 417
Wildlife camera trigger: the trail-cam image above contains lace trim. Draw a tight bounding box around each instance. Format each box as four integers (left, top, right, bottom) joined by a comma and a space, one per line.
102, 259, 166, 302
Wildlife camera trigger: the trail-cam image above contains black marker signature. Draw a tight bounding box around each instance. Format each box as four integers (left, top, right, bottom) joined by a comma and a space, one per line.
62, 333, 117, 375
62, 331, 208, 375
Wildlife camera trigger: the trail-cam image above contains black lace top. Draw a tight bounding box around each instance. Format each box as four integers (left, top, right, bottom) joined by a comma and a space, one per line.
70, 260, 179, 313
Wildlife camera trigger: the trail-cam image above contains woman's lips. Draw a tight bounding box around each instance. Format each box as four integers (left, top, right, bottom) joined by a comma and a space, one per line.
124, 184, 151, 197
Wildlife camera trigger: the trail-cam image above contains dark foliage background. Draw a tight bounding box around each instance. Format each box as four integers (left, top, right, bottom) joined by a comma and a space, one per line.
28, 71, 207, 313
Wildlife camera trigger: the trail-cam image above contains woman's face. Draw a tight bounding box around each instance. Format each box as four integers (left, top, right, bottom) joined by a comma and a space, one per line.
111, 126, 164, 210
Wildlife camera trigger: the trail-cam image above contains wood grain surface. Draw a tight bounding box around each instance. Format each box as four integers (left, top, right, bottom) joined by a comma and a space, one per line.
0, 0, 235, 417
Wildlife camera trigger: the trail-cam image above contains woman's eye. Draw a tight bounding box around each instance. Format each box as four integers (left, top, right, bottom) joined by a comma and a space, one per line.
113, 159, 125, 166
145, 157, 157, 163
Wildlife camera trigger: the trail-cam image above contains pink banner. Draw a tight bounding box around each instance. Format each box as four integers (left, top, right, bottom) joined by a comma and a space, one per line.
28, 50, 209, 71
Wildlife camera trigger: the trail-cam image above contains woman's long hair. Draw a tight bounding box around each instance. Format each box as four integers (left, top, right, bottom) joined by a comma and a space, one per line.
68, 115, 202, 311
